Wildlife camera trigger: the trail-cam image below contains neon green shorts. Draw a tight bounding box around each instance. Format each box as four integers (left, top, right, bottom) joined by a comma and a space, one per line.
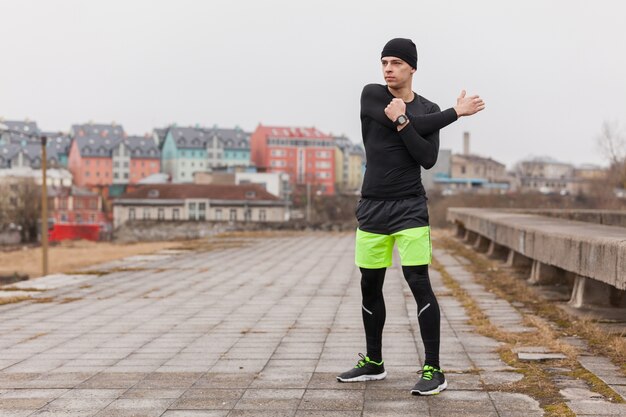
355, 226, 432, 269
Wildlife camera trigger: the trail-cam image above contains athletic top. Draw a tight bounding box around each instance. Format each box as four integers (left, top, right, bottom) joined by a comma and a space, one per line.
360, 84, 458, 200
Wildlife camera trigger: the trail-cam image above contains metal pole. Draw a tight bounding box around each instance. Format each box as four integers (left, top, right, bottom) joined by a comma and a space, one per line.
41, 136, 48, 276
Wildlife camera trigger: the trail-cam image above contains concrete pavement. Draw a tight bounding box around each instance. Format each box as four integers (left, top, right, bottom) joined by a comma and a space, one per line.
0, 232, 620, 416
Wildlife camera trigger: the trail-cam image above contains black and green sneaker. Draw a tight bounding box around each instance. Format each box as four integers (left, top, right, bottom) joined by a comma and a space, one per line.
410, 365, 447, 395
336, 353, 387, 382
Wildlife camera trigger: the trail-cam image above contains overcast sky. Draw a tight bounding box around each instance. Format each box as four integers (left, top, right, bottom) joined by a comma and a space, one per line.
1, 0, 625, 169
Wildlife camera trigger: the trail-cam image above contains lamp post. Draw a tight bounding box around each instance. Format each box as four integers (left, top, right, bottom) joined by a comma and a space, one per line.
0, 124, 49, 276
40, 135, 49, 276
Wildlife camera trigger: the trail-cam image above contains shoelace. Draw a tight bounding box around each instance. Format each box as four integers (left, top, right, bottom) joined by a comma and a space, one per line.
355, 353, 368, 368
417, 365, 439, 381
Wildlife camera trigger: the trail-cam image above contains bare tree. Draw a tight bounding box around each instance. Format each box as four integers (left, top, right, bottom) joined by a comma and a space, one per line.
596, 120, 626, 189
0, 178, 42, 242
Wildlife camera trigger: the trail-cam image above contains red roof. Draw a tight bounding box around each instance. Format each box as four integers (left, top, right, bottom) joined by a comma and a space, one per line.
255, 125, 332, 140
118, 183, 280, 201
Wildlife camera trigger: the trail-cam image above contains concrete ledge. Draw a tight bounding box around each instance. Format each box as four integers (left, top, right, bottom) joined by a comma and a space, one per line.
447, 208, 626, 292
509, 209, 626, 228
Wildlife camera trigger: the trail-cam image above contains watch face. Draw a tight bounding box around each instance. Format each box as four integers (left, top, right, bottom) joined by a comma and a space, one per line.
397, 115, 407, 125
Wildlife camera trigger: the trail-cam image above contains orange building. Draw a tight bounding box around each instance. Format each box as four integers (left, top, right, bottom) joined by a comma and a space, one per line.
250, 125, 335, 195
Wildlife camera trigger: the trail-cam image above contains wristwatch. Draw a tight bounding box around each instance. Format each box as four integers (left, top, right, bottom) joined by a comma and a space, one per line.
394, 114, 408, 126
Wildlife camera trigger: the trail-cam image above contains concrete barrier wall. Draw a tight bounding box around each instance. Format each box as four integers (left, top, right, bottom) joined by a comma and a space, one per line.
447, 208, 626, 290
507, 209, 626, 228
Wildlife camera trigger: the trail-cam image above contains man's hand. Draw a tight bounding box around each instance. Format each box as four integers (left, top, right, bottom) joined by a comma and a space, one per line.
384, 98, 407, 124
454, 90, 485, 117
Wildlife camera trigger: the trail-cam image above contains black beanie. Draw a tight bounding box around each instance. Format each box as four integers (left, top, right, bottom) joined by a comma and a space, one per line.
381, 38, 418, 69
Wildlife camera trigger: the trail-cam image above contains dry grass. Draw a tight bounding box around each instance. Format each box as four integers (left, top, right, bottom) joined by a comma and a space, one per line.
0, 287, 46, 292
432, 247, 624, 417
59, 297, 82, 304
0, 239, 186, 279
435, 232, 626, 375
0, 295, 31, 305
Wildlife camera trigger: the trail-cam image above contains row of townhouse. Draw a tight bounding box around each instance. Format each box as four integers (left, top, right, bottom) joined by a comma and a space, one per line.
2, 119, 367, 197
160, 126, 250, 182
0, 121, 72, 169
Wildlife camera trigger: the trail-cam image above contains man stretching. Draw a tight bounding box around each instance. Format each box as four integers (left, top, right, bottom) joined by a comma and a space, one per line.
336, 38, 485, 395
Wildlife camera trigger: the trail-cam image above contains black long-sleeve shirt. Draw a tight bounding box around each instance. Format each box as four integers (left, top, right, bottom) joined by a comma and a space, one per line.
360, 84, 458, 200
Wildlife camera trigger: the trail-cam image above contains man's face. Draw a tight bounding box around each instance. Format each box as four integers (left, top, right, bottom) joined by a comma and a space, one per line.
381, 56, 415, 88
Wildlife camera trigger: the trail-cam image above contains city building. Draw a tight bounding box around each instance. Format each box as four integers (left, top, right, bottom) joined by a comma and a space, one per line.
126, 136, 162, 184
250, 125, 336, 195
425, 133, 511, 194
0, 120, 39, 144
516, 158, 609, 195
161, 126, 210, 183
113, 183, 287, 228
68, 124, 159, 187
334, 135, 365, 193
516, 156, 575, 194
70, 122, 126, 139
235, 171, 290, 199
49, 186, 106, 225
206, 127, 251, 168
0, 167, 72, 188
43, 132, 72, 167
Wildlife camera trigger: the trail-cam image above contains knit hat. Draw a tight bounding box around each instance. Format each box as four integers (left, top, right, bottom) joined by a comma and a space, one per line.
381, 38, 418, 69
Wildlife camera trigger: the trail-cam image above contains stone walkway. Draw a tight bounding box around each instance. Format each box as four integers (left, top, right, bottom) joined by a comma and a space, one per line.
0, 232, 616, 416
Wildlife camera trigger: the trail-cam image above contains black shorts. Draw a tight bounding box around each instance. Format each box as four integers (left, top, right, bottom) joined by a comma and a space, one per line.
355, 195, 430, 235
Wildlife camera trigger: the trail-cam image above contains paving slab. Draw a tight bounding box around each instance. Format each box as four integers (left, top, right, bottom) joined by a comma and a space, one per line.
0, 233, 571, 416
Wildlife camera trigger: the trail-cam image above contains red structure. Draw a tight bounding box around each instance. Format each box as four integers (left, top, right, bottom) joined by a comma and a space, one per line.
49, 224, 100, 242
250, 125, 335, 195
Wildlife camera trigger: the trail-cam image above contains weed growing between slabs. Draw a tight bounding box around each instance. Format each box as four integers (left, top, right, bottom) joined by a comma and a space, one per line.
432, 233, 625, 417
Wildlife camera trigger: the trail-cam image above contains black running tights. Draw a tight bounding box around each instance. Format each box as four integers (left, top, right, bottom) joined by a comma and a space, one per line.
360, 265, 440, 368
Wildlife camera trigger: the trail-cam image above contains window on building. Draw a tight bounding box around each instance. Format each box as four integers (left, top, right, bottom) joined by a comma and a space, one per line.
76, 214, 82, 223
61, 213, 68, 222
124, 162, 129, 168
188, 202, 197, 221
173, 208, 180, 220
114, 173, 119, 179
198, 202, 206, 220
229, 209, 237, 222
114, 161, 119, 168
158, 208, 164, 220
244, 208, 252, 222
259, 209, 266, 222
90, 214, 96, 223
461, 166, 466, 174
143, 208, 150, 220
215, 209, 222, 221
124, 173, 129, 179
129, 208, 135, 220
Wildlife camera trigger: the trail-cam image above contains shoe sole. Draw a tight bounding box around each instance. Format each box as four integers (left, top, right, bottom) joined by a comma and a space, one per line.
336, 371, 387, 383
410, 380, 448, 395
